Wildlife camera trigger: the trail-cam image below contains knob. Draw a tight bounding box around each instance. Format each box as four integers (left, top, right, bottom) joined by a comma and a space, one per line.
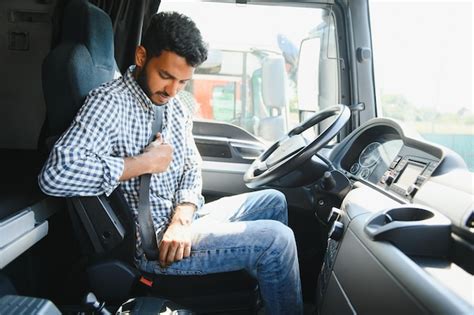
329, 221, 344, 241
405, 184, 419, 198
321, 171, 336, 191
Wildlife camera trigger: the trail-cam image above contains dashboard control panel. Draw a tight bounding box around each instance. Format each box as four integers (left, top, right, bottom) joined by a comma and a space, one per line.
379, 155, 439, 199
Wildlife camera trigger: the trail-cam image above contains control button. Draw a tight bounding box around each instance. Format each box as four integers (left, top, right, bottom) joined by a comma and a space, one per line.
405, 184, 419, 198
329, 221, 344, 241
390, 156, 402, 169
426, 162, 438, 172
327, 207, 342, 225
385, 173, 396, 185
395, 160, 406, 172
415, 175, 426, 186
422, 169, 432, 176
381, 170, 396, 185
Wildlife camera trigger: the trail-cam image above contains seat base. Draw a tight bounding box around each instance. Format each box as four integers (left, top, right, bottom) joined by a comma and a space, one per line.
87, 260, 260, 314
150, 270, 260, 314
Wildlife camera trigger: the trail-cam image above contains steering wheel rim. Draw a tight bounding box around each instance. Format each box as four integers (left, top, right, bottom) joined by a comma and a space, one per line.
244, 104, 351, 188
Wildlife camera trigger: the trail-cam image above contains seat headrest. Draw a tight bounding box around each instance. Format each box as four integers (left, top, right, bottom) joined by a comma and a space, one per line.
41, 0, 117, 138
62, 0, 115, 69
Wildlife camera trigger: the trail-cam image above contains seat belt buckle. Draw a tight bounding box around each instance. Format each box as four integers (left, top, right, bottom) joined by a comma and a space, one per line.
139, 276, 153, 287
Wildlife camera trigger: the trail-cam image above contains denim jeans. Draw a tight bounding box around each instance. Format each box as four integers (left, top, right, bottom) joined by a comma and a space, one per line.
139, 189, 303, 315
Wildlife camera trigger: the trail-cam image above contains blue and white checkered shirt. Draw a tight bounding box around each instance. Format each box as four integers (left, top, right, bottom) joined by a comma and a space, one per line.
39, 66, 204, 253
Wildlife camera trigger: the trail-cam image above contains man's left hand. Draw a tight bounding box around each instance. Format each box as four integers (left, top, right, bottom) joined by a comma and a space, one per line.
158, 203, 196, 268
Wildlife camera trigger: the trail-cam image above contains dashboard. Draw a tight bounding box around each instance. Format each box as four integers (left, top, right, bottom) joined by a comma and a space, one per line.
319, 118, 473, 315
331, 119, 444, 202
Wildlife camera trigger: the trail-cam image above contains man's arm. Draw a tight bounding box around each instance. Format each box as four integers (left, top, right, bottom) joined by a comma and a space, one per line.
39, 92, 124, 197
174, 113, 204, 207
158, 108, 203, 267
120, 133, 173, 181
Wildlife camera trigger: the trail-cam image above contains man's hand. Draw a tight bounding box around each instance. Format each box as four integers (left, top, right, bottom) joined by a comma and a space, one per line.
142, 133, 173, 174
159, 221, 192, 267
159, 203, 196, 267
120, 132, 173, 181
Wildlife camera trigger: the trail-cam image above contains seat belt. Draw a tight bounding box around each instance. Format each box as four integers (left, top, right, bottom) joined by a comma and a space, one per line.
137, 105, 163, 261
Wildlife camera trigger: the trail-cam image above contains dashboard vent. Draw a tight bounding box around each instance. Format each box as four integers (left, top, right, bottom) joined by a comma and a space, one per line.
466, 211, 474, 229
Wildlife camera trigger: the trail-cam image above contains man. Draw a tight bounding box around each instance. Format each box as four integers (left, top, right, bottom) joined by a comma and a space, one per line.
39, 11, 302, 314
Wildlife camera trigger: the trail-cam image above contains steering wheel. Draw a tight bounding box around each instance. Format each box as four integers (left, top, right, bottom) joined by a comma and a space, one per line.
244, 104, 351, 188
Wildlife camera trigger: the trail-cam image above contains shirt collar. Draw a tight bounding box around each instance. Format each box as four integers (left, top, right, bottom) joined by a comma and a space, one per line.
124, 65, 154, 111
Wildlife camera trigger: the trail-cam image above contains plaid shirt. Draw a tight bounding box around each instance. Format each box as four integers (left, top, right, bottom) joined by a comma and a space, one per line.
39, 66, 204, 249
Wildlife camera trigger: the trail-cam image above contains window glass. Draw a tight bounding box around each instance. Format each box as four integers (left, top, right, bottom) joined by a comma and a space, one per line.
161, 1, 338, 143
370, 0, 473, 171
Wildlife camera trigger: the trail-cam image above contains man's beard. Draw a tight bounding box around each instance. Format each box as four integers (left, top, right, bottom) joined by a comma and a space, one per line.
136, 64, 168, 105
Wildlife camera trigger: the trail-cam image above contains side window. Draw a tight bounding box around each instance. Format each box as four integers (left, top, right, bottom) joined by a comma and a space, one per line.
369, 1, 473, 171
163, 2, 339, 143
187, 51, 245, 125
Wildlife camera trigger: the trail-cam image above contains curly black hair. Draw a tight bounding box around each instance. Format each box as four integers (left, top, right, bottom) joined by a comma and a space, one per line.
142, 11, 208, 67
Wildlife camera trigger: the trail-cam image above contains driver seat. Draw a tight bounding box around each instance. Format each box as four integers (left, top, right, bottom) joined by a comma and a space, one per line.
41, 0, 259, 313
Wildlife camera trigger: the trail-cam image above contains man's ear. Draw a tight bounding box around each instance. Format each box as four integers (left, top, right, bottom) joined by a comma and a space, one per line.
135, 46, 147, 68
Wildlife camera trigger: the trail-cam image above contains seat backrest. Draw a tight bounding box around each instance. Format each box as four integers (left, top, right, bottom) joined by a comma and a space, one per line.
42, 0, 116, 137
41, 0, 133, 261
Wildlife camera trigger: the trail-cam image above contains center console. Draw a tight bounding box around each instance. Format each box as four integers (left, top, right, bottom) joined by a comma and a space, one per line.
315, 187, 472, 315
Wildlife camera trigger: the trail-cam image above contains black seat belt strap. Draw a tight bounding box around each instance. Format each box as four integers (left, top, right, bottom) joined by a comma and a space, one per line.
137, 106, 163, 260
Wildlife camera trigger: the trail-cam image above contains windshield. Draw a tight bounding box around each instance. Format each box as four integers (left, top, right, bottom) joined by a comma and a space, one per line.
370, 0, 473, 171
159, 1, 335, 143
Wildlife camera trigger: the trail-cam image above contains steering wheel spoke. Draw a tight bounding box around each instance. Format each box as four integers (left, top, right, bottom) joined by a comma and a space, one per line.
244, 105, 350, 188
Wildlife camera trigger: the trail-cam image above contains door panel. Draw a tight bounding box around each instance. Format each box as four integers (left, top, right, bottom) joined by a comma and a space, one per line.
193, 120, 265, 196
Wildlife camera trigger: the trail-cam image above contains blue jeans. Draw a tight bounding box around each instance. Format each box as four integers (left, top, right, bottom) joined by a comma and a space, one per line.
139, 189, 303, 315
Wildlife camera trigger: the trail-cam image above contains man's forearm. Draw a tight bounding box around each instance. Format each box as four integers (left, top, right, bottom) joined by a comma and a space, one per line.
120, 155, 150, 181
120, 135, 173, 182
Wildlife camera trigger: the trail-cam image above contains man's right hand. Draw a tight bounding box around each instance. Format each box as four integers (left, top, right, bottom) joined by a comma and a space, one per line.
120, 132, 173, 181
142, 133, 173, 174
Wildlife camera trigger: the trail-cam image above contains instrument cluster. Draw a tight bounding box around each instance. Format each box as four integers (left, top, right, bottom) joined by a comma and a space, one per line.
348, 139, 403, 183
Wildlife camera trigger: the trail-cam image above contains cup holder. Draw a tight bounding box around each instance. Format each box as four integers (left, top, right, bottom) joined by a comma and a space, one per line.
365, 205, 451, 258
385, 207, 434, 222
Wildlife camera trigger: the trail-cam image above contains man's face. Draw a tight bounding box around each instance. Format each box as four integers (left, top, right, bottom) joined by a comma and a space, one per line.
135, 48, 194, 105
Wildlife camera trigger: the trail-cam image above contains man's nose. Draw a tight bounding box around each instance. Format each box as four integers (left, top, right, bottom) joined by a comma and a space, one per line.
165, 80, 180, 97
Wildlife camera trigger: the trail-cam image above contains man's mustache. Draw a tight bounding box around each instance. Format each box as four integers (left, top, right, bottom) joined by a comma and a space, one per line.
156, 91, 170, 97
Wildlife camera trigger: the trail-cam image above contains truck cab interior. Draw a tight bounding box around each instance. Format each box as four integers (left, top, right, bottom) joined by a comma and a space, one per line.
0, 0, 472, 314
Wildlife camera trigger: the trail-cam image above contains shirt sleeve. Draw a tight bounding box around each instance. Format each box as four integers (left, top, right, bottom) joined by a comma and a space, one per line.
174, 110, 204, 209
38, 90, 124, 197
